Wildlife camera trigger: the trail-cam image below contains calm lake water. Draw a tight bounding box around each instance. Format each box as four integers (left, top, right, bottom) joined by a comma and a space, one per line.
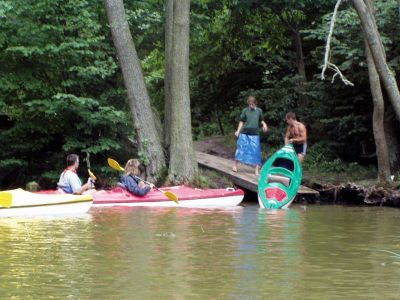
1, 203, 400, 299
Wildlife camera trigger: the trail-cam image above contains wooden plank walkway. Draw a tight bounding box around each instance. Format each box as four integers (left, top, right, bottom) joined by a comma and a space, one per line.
196, 151, 319, 195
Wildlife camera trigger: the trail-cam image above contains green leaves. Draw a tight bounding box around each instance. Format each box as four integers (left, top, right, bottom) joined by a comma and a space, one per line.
0, 0, 133, 188
1, 0, 399, 187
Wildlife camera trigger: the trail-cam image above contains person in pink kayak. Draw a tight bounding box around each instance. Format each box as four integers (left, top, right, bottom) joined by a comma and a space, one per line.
119, 159, 155, 196
57, 154, 94, 194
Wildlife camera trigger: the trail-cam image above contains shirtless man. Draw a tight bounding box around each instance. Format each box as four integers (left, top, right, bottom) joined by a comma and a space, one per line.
284, 112, 307, 163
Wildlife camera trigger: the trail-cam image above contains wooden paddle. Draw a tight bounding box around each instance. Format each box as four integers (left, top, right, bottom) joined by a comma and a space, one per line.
107, 158, 179, 203
0, 191, 12, 208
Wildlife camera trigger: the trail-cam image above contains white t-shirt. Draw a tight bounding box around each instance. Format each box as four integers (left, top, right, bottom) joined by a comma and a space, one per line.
57, 170, 82, 193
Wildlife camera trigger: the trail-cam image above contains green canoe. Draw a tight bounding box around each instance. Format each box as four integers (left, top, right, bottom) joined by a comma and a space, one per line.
258, 144, 302, 209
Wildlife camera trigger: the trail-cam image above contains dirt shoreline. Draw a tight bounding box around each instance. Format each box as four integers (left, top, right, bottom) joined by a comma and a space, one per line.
194, 136, 235, 159
195, 136, 400, 207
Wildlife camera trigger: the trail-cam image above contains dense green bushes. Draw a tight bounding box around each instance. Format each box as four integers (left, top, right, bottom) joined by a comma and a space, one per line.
1, 0, 399, 188
0, 0, 132, 188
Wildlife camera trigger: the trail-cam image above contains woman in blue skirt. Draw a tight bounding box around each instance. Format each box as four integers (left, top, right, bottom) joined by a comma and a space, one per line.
232, 96, 268, 175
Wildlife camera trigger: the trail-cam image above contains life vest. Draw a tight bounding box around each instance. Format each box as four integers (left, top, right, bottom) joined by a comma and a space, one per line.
58, 167, 77, 194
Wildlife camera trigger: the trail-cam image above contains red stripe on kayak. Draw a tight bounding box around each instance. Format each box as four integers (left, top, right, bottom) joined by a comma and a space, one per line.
265, 187, 287, 202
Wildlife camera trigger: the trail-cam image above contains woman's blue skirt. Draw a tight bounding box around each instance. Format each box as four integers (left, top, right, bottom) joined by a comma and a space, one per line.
234, 134, 262, 166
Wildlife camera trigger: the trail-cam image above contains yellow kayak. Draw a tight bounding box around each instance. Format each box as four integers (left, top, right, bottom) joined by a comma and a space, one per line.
0, 189, 92, 217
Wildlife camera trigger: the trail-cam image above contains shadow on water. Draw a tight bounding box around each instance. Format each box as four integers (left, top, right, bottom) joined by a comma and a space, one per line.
239, 188, 258, 205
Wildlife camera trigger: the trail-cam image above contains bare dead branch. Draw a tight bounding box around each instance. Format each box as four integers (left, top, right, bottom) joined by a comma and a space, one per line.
321, 0, 354, 86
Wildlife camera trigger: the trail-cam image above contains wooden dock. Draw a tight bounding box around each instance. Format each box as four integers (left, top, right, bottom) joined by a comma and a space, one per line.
196, 151, 319, 195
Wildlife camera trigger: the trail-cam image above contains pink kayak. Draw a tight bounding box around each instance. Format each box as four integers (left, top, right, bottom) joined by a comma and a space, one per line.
92, 186, 244, 207
39, 186, 244, 208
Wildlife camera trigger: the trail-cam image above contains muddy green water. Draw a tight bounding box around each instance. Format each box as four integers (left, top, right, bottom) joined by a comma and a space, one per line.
1, 204, 400, 299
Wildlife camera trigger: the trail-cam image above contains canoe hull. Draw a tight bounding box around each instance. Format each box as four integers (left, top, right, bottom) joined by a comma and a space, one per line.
93, 195, 244, 208
91, 186, 244, 208
257, 194, 296, 209
258, 145, 302, 209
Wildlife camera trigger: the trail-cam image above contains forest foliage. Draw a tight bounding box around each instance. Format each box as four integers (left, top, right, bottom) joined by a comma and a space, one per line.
0, 0, 399, 188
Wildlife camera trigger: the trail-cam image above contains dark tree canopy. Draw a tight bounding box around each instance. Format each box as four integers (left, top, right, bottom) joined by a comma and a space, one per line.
1, 0, 400, 188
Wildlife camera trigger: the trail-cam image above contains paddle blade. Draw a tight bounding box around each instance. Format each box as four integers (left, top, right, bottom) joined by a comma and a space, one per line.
88, 169, 97, 181
88, 169, 97, 180
107, 158, 124, 172
0, 192, 12, 208
164, 191, 179, 204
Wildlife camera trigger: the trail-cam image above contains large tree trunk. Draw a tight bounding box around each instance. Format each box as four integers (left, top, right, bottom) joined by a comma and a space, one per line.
365, 40, 391, 182
164, 0, 173, 148
352, 0, 400, 122
275, 9, 308, 107
104, 0, 166, 180
363, 0, 390, 183
398, 0, 400, 22
385, 118, 400, 172
168, 0, 198, 184
292, 29, 306, 82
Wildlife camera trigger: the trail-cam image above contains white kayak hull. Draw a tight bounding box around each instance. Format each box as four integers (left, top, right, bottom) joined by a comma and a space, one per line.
0, 189, 92, 217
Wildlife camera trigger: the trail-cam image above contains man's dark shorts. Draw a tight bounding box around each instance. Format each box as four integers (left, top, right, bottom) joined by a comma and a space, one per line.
293, 143, 307, 156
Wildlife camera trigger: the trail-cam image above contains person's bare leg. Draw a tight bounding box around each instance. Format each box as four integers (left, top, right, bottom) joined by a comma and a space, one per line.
255, 165, 260, 176
298, 154, 304, 164
232, 160, 238, 172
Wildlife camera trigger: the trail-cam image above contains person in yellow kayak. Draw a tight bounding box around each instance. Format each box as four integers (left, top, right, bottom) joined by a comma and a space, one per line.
119, 159, 154, 196
57, 154, 94, 194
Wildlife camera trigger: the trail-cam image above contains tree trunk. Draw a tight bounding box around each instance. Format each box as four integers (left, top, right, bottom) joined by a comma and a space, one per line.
168, 0, 198, 184
276, 9, 308, 106
291, 27, 307, 107
164, 0, 173, 148
385, 118, 400, 172
292, 29, 307, 82
398, 0, 400, 23
363, 0, 391, 183
352, 0, 400, 122
104, 0, 166, 180
365, 40, 391, 182
216, 111, 225, 136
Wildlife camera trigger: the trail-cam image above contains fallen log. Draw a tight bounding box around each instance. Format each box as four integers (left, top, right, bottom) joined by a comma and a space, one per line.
310, 182, 400, 207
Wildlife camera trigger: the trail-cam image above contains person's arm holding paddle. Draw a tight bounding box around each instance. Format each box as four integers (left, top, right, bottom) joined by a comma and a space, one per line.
108, 158, 178, 203
57, 154, 95, 195
118, 159, 155, 196
75, 179, 93, 195
121, 174, 153, 196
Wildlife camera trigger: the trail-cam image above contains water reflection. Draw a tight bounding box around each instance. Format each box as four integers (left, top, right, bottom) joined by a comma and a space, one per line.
89, 206, 244, 299
230, 208, 304, 299
0, 215, 94, 298
1, 206, 400, 299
